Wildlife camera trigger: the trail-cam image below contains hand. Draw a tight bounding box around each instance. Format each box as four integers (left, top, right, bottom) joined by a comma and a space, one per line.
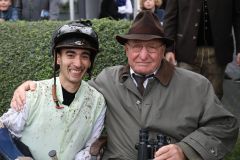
236, 53, 240, 66
154, 144, 186, 160
165, 52, 177, 66
10, 80, 37, 111
17, 156, 33, 160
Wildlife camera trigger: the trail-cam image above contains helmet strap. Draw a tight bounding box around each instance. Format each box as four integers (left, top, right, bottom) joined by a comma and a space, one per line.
52, 51, 64, 109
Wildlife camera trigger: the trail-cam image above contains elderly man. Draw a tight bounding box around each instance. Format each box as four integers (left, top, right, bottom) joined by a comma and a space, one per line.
11, 11, 239, 160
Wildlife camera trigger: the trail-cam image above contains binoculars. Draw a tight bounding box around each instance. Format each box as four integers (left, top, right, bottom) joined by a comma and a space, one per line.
135, 128, 168, 160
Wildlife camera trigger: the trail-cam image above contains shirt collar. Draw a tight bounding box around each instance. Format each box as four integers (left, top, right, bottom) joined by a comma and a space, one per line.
119, 59, 175, 86
129, 68, 157, 79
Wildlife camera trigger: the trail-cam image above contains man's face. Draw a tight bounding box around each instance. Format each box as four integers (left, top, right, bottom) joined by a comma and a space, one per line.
125, 39, 165, 75
57, 48, 91, 88
0, 0, 11, 11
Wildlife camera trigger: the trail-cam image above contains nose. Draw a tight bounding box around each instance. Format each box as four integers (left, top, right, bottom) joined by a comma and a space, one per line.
138, 46, 148, 60
73, 56, 82, 68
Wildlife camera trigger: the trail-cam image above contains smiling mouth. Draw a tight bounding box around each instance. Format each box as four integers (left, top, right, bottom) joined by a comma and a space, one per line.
70, 69, 84, 76
137, 62, 151, 65
71, 69, 81, 73
1, 7, 8, 10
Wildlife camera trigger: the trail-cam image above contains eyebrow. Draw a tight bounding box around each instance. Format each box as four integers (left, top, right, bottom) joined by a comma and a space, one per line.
129, 40, 162, 44
65, 50, 76, 54
64, 49, 91, 56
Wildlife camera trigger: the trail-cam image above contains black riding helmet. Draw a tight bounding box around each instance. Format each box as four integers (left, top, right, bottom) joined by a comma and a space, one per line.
52, 20, 99, 77
51, 20, 99, 108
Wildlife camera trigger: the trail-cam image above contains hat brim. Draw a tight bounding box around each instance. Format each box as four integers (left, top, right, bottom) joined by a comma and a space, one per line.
116, 34, 173, 47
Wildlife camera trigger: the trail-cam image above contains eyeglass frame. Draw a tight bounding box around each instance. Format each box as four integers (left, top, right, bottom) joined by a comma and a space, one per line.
126, 41, 164, 53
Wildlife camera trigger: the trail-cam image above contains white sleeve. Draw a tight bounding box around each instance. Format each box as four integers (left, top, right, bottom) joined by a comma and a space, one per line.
74, 106, 106, 160
125, 0, 133, 14
118, 0, 133, 14
0, 104, 28, 138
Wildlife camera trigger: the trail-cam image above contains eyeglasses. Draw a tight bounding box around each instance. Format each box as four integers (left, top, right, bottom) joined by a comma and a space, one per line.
126, 42, 163, 53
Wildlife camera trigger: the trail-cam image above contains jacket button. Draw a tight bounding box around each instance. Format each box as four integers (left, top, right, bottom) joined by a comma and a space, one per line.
197, 9, 201, 12
210, 148, 216, 155
136, 100, 141, 105
194, 23, 198, 27
193, 36, 197, 40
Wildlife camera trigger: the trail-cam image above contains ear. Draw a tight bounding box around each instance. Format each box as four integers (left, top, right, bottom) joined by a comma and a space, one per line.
124, 45, 129, 55
56, 53, 61, 65
162, 45, 166, 53
88, 61, 92, 69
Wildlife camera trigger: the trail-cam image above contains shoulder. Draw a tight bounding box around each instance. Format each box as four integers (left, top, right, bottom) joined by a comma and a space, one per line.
80, 81, 106, 112
175, 67, 208, 80
173, 67, 211, 87
99, 65, 125, 77
172, 67, 215, 101
35, 78, 53, 90
26, 78, 53, 96
96, 65, 125, 83
88, 65, 124, 92
81, 81, 105, 101
25, 79, 53, 112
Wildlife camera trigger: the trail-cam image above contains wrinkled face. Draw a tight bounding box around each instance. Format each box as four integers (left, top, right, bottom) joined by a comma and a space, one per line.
143, 0, 155, 10
0, 0, 11, 11
57, 48, 91, 89
125, 39, 165, 75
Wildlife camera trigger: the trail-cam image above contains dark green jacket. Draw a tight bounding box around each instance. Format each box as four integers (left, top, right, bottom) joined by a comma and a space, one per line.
89, 59, 239, 160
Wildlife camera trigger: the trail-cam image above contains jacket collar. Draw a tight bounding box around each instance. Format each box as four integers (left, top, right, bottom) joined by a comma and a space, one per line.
119, 59, 175, 86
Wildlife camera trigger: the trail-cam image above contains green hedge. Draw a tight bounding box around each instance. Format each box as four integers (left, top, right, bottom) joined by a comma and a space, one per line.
0, 20, 239, 160
0, 19, 130, 113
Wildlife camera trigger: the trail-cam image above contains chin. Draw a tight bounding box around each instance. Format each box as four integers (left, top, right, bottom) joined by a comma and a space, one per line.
135, 70, 151, 75
69, 76, 82, 83
134, 67, 153, 75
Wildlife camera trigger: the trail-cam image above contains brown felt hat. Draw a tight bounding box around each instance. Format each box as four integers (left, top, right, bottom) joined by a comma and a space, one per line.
116, 10, 173, 47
